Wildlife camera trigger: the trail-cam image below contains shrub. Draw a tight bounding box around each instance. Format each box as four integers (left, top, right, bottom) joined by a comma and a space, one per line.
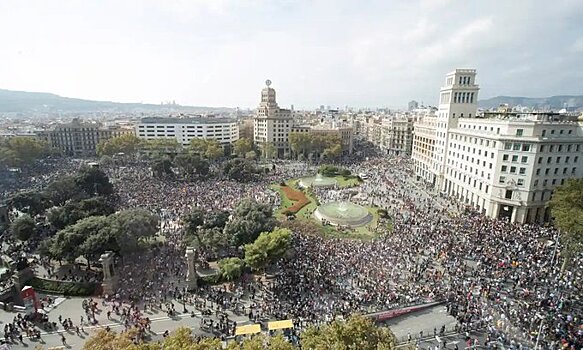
26, 277, 97, 296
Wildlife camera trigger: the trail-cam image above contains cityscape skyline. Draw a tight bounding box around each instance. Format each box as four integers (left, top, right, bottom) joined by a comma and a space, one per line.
1, 0, 582, 109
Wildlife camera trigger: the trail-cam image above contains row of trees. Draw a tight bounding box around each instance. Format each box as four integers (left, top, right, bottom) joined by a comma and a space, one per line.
39, 209, 159, 264
289, 132, 343, 161
0, 137, 53, 168
549, 178, 583, 271
82, 315, 399, 349
318, 164, 351, 177
97, 134, 256, 160
7, 166, 114, 218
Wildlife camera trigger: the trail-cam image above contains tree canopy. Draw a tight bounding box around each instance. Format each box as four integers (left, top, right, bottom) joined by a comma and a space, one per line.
151, 156, 174, 178
190, 138, 224, 160
549, 178, 583, 265
75, 166, 114, 197
81, 318, 398, 350
10, 214, 36, 241
0, 137, 52, 168
224, 200, 277, 247
223, 159, 258, 182
47, 196, 115, 229
175, 153, 210, 178
244, 227, 291, 271
233, 138, 253, 157
289, 132, 342, 161
8, 190, 50, 217
301, 315, 398, 350
96, 134, 143, 156
41, 209, 159, 263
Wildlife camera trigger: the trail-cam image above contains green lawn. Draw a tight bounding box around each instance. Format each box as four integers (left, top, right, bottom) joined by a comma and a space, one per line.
271, 178, 389, 240
333, 175, 362, 188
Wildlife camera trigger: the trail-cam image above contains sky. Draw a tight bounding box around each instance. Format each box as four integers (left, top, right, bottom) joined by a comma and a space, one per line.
0, 0, 582, 109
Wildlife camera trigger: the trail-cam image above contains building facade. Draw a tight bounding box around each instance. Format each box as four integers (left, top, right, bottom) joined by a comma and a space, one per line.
135, 117, 239, 146
38, 118, 132, 156
412, 69, 583, 223
253, 80, 293, 158
380, 116, 414, 156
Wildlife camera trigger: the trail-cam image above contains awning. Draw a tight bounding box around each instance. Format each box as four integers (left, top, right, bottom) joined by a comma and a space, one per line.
267, 319, 294, 330
235, 324, 261, 335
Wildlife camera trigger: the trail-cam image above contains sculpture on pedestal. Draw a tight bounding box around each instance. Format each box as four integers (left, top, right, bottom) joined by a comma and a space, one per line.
185, 247, 198, 291
99, 251, 117, 295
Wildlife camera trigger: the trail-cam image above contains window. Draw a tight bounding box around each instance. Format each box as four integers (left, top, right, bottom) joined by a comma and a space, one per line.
519, 168, 526, 175
542, 130, 546, 137
575, 156, 579, 163
559, 145, 563, 152
551, 130, 555, 134
503, 154, 509, 161
512, 155, 519, 162
536, 169, 541, 175
573, 167, 577, 174
557, 157, 561, 163
501, 165, 508, 172
522, 144, 530, 151
545, 168, 550, 175
547, 157, 552, 164
554, 168, 558, 175
513, 143, 521, 151
521, 156, 528, 163
499, 176, 506, 184
505, 190, 513, 199
538, 157, 542, 164
566, 156, 570, 164
563, 168, 568, 175
516, 129, 523, 136
517, 179, 524, 186
510, 166, 517, 173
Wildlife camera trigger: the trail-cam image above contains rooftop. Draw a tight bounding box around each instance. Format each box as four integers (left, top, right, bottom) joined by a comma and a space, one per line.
139, 117, 236, 125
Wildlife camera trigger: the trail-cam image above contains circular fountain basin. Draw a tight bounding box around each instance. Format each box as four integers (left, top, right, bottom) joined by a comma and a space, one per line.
298, 174, 337, 188
314, 201, 372, 227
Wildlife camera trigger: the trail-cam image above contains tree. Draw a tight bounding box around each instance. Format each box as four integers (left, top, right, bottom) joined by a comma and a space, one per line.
143, 138, 181, 156
44, 175, 83, 206
47, 216, 112, 263
244, 228, 291, 271
0, 137, 51, 168
189, 138, 224, 160
549, 178, 583, 270
261, 141, 277, 160
8, 190, 50, 217
245, 150, 257, 161
151, 156, 174, 178
205, 140, 224, 160
10, 214, 36, 241
110, 209, 159, 254
96, 134, 143, 156
322, 143, 342, 160
175, 153, 210, 179
224, 200, 277, 246
75, 166, 114, 197
223, 159, 257, 182
47, 196, 115, 229
234, 138, 253, 157
301, 315, 397, 350
217, 257, 245, 281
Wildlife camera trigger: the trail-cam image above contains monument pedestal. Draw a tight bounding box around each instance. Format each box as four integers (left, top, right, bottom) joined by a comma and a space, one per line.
185, 247, 198, 291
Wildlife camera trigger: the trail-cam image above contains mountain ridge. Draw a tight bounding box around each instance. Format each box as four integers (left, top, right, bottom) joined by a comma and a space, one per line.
478, 95, 583, 110
0, 88, 234, 114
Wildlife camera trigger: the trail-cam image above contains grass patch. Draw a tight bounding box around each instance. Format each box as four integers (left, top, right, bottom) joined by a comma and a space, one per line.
334, 175, 362, 188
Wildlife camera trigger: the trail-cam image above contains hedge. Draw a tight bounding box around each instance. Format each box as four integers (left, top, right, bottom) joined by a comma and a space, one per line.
281, 185, 310, 215
26, 277, 98, 297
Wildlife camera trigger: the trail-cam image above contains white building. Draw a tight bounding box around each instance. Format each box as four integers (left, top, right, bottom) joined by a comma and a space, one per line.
412, 69, 583, 223
253, 80, 293, 158
136, 117, 239, 146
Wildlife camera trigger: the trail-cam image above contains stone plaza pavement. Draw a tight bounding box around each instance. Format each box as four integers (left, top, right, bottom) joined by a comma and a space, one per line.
0, 295, 460, 350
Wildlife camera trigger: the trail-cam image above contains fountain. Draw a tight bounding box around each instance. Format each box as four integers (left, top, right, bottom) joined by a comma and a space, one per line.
298, 173, 337, 188
314, 201, 372, 227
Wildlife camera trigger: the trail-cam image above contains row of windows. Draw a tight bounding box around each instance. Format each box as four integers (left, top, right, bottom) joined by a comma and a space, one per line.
535, 167, 578, 176
537, 156, 579, 165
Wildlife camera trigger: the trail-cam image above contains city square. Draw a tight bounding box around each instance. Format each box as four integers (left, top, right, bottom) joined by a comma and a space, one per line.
1, 2, 583, 349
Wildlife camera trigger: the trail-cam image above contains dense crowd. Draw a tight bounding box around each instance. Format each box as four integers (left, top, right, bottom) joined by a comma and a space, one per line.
1, 152, 581, 349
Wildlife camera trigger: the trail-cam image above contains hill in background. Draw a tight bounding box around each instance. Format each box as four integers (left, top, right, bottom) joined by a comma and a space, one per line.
479, 95, 583, 110
0, 89, 233, 114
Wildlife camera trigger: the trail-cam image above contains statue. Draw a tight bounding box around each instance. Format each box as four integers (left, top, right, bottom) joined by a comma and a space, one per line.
99, 251, 117, 295
185, 247, 198, 291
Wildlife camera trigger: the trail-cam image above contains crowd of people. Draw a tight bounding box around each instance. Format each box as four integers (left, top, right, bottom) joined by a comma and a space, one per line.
1, 151, 581, 349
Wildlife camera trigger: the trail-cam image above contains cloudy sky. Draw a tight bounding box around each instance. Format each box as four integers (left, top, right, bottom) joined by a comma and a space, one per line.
0, 0, 581, 109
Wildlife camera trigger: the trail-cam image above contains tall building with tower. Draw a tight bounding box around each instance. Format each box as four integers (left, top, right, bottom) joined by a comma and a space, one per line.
253, 80, 293, 158
412, 69, 583, 223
